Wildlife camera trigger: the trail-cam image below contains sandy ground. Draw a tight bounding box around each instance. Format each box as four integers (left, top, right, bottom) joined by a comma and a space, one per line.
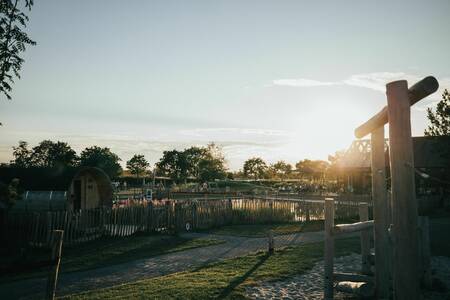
246, 255, 450, 300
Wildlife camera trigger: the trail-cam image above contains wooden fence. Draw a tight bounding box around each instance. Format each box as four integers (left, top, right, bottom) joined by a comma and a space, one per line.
1, 196, 367, 249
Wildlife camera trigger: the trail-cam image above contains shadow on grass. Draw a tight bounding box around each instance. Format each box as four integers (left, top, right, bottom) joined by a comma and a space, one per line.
217, 252, 270, 299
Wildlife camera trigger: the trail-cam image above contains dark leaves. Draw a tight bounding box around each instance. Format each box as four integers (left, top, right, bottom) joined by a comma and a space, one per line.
0, 0, 35, 100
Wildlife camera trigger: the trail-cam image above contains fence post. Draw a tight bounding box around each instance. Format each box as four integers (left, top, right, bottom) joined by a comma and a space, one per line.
359, 203, 371, 275
418, 216, 432, 289
387, 80, 419, 300
268, 230, 274, 254
324, 198, 335, 300
46, 230, 64, 300
370, 125, 391, 298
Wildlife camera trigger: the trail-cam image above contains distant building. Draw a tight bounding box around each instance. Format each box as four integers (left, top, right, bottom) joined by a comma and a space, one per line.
336, 135, 450, 196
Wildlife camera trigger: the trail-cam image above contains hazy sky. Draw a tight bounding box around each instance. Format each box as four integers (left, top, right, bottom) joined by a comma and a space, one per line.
1, 0, 449, 170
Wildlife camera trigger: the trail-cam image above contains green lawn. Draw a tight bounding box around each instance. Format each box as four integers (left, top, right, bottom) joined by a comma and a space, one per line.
63, 237, 361, 299
206, 219, 358, 237
0, 234, 223, 283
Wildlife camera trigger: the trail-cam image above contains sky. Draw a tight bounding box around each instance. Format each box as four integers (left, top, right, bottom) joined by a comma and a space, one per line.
0, 0, 449, 170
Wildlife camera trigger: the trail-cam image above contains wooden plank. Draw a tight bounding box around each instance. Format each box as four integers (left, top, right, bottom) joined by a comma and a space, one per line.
335, 281, 374, 298
333, 220, 374, 234
324, 198, 335, 300
45, 230, 64, 300
418, 216, 432, 289
334, 272, 373, 283
355, 76, 438, 138
359, 203, 371, 275
387, 80, 419, 300
268, 230, 274, 254
371, 126, 391, 299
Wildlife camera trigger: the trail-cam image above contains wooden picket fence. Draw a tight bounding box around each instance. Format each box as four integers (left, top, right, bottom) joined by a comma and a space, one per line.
1, 196, 368, 249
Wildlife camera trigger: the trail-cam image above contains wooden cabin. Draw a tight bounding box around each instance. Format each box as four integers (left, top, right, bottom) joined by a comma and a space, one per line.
0, 166, 113, 211
68, 167, 113, 210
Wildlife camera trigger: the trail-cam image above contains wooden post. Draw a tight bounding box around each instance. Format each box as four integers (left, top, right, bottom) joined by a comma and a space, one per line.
324, 198, 335, 300
46, 230, 64, 300
370, 126, 391, 298
387, 80, 420, 300
268, 230, 274, 254
359, 203, 371, 275
418, 216, 432, 289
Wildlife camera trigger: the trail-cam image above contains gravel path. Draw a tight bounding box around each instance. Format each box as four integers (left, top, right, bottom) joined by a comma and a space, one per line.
246, 254, 450, 300
0, 230, 355, 300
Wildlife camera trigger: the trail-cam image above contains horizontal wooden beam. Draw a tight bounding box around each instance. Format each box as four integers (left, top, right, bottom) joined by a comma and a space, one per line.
354, 76, 439, 138
334, 272, 373, 283
333, 220, 374, 235
335, 281, 374, 298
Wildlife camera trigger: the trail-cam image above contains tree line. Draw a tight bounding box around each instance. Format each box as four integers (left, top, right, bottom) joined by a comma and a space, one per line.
6, 140, 228, 183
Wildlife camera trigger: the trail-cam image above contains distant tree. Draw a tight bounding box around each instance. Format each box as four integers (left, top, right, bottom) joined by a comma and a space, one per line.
79, 146, 122, 179
243, 157, 267, 180
327, 151, 345, 177
156, 143, 227, 183
295, 159, 328, 180
156, 150, 189, 183
30, 140, 78, 168
0, 0, 36, 101
424, 89, 450, 136
270, 161, 292, 180
184, 146, 207, 178
126, 154, 149, 179
197, 143, 227, 182
10, 140, 32, 167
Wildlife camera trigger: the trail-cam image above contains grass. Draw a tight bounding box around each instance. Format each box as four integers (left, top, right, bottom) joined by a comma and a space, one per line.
206, 218, 358, 237
63, 237, 361, 299
0, 234, 224, 283
206, 222, 319, 237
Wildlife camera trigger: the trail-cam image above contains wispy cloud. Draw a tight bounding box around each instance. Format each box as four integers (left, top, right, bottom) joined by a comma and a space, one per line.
179, 127, 293, 138
272, 78, 337, 87
271, 72, 450, 102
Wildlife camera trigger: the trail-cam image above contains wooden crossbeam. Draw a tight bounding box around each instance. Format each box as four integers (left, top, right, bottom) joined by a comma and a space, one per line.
354, 76, 438, 138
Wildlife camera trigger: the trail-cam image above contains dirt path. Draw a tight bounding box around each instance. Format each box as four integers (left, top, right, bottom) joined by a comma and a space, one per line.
0, 230, 353, 299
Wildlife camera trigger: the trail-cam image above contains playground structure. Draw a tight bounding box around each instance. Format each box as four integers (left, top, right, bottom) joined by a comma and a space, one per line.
324, 76, 439, 299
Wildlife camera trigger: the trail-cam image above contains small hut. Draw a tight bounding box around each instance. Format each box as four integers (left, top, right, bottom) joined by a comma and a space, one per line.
68, 167, 113, 210
0, 166, 113, 211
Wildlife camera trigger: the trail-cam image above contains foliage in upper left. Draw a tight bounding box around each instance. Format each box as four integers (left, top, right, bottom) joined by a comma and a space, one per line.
0, 0, 35, 102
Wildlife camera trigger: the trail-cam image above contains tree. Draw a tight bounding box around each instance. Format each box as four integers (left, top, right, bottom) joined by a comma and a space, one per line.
156, 150, 189, 183
126, 154, 149, 179
270, 161, 292, 180
0, 0, 36, 101
424, 89, 450, 136
31, 140, 78, 168
10, 140, 77, 168
296, 159, 329, 180
184, 146, 207, 179
79, 146, 122, 179
10, 140, 31, 167
155, 143, 227, 183
197, 143, 227, 182
243, 157, 267, 180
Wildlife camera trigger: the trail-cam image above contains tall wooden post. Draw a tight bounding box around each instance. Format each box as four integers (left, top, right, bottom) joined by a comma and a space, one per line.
371, 126, 391, 299
387, 80, 419, 300
359, 203, 371, 275
324, 198, 335, 300
46, 230, 64, 300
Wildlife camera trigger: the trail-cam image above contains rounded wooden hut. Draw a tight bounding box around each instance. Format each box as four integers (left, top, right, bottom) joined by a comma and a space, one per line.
68, 167, 113, 210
